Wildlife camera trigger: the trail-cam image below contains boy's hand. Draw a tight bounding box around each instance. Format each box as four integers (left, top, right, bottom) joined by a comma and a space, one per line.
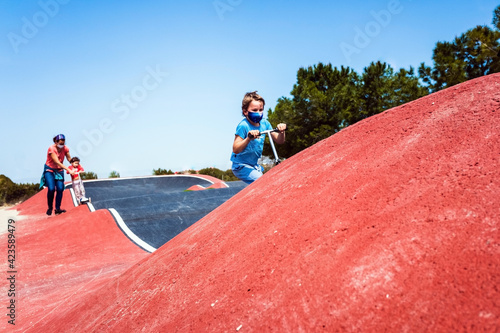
277, 123, 287, 133
248, 130, 260, 140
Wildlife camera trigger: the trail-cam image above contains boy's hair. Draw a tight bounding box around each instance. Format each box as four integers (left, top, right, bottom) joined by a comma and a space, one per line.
70, 157, 80, 163
241, 91, 265, 116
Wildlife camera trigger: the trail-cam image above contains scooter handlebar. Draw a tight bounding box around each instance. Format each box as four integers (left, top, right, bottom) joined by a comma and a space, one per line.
248, 128, 284, 139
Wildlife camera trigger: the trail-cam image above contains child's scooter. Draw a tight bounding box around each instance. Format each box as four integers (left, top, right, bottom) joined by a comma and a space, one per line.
76, 171, 91, 204
249, 128, 284, 165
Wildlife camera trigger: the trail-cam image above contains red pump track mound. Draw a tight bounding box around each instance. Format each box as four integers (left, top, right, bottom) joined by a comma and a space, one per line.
3, 73, 500, 332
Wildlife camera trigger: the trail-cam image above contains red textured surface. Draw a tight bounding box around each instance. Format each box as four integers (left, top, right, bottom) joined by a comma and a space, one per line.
6, 74, 500, 332
186, 182, 229, 191
185, 174, 228, 191
192, 174, 227, 185
186, 185, 206, 191
0, 188, 149, 332
207, 182, 229, 189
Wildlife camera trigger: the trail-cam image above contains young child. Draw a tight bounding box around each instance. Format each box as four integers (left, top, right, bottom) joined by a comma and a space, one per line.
231, 91, 286, 184
67, 157, 89, 204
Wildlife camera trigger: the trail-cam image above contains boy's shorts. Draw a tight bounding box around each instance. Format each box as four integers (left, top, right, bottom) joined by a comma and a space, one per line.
232, 163, 264, 184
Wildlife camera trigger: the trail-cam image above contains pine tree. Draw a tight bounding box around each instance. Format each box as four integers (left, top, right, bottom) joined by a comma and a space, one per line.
419, 6, 500, 92
266, 63, 359, 157
266, 61, 425, 158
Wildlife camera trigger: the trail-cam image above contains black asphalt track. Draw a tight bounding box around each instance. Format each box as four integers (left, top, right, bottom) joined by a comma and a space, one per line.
71, 175, 246, 250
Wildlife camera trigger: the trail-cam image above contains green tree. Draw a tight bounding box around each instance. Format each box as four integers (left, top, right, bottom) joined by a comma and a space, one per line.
0, 175, 15, 206
358, 61, 394, 120
109, 171, 120, 178
198, 167, 239, 181
223, 169, 239, 181
0, 175, 40, 206
198, 167, 224, 179
267, 63, 359, 157
80, 172, 98, 180
419, 6, 500, 91
267, 61, 426, 159
493, 4, 500, 31
153, 168, 174, 175
391, 67, 429, 105
359, 62, 427, 120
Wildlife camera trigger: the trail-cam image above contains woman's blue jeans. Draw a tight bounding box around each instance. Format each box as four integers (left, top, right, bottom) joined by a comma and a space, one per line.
44, 170, 65, 210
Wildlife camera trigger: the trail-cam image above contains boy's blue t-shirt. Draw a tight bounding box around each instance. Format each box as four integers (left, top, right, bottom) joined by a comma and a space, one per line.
231, 118, 273, 166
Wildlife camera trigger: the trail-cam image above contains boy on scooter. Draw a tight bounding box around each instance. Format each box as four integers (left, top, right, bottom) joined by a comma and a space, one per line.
231, 91, 286, 184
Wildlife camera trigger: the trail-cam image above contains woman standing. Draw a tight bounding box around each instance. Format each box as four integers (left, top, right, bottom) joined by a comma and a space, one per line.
43, 134, 75, 215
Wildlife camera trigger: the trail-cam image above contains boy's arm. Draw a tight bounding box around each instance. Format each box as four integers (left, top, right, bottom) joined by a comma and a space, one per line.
233, 135, 250, 154
270, 123, 287, 144
233, 130, 261, 154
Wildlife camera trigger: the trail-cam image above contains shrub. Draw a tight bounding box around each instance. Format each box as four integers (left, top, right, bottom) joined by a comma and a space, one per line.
80, 172, 98, 180
153, 168, 174, 175
0, 174, 41, 206
198, 167, 239, 181
109, 171, 120, 178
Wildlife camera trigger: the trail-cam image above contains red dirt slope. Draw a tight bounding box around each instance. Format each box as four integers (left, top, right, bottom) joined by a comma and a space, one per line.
27, 74, 500, 332
0, 189, 149, 332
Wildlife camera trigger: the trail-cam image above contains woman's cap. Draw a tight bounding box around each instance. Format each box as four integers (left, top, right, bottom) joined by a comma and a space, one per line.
54, 134, 65, 141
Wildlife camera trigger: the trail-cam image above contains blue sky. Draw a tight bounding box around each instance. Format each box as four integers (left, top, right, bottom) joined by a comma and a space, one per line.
1, 0, 498, 183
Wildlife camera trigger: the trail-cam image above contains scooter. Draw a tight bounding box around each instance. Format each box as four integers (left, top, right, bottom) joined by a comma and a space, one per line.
75, 171, 91, 204
249, 128, 284, 165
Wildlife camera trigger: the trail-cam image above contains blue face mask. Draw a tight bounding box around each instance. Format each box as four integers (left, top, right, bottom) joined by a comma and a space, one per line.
247, 111, 263, 123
